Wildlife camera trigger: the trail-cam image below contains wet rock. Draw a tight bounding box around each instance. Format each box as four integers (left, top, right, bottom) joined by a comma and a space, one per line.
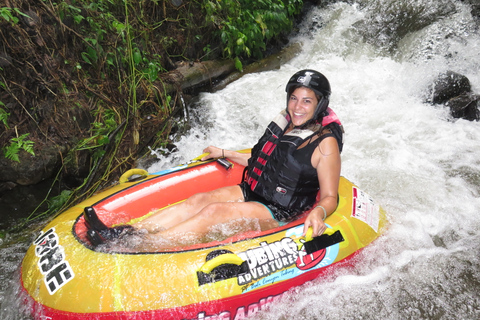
461, 0, 480, 21
0, 181, 16, 197
428, 71, 471, 104
426, 71, 479, 121
446, 93, 480, 121
0, 145, 64, 186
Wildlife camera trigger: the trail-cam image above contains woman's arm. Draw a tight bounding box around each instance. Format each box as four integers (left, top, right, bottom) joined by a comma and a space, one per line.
201, 146, 251, 167
303, 136, 341, 237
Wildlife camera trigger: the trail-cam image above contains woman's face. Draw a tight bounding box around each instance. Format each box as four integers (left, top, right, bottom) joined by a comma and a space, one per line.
287, 86, 319, 127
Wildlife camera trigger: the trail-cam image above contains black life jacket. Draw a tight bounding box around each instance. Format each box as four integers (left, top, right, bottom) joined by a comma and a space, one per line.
245, 107, 344, 215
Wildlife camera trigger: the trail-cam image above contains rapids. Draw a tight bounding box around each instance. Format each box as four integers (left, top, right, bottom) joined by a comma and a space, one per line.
1, 0, 479, 319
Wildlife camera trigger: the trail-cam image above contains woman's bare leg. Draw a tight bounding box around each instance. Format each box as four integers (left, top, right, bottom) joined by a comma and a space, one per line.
134, 185, 245, 232
153, 200, 278, 243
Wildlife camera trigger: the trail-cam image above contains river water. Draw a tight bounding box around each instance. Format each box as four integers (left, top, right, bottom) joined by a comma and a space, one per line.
1, 0, 479, 319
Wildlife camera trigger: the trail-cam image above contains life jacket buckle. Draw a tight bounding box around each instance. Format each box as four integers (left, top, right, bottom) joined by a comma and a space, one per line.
276, 186, 287, 194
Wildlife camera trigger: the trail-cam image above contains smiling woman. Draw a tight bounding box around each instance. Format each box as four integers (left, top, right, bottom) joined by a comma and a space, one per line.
287, 87, 319, 127
288, 87, 318, 126
285, 69, 332, 129
85, 70, 344, 250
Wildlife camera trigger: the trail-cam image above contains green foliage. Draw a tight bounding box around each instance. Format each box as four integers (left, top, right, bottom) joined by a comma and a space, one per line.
0, 7, 30, 25
0, 72, 8, 129
55, 0, 168, 83
76, 108, 118, 156
52, 0, 303, 77
0, 104, 9, 129
3, 133, 35, 162
234, 57, 243, 72
203, 0, 303, 63
47, 190, 73, 214
0, 0, 304, 227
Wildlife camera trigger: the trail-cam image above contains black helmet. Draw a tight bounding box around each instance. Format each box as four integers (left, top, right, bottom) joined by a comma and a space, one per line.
285, 69, 331, 122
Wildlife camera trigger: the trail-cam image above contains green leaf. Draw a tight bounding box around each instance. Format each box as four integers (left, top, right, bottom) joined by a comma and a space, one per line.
112, 20, 125, 34
22, 141, 35, 156
97, 136, 110, 146
234, 57, 243, 72
4, 143, 20, 162
81, 52, 92, 64
48, 190, 73, 212
133, 50, 142, 65
0, 107, 9, 129
73, 14, 84, 24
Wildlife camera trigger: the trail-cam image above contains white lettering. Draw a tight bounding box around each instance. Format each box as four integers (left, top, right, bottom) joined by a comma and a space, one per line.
236, 237, 300, 287
260, 241, 274, 260
247, 303, 260, 317
252, 247, 268, 265
233, 307, 246, 320
34, 228, 75, 295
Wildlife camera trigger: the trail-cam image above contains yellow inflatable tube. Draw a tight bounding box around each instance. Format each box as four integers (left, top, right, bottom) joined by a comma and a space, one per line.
20, 155, 387, 319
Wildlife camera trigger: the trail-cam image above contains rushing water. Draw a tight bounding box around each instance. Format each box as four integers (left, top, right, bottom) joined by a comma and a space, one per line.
1, 0, 479, 319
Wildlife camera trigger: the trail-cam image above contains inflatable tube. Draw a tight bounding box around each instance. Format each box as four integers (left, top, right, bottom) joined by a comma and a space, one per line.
20, 155, 387, 319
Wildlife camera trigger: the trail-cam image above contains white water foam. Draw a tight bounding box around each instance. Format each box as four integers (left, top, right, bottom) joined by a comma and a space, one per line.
147, 1, 480, 319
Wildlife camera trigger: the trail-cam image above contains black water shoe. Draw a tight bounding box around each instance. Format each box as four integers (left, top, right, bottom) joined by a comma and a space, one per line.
101, 225, 135, 240
86, 225, 135, 246
86, 229, 105, 246
84, 206, 108, 232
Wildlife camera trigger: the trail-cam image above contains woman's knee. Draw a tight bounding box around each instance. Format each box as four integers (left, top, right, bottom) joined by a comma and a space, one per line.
186, 186, 240, 207
198, 202, 224, 216
195, 202, 240, 223
184, 191, 211, 207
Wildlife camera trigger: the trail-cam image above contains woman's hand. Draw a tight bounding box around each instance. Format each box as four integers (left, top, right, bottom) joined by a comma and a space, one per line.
302, 208, 328, 237
201, 146, 224, 160
200, 147, 251, 166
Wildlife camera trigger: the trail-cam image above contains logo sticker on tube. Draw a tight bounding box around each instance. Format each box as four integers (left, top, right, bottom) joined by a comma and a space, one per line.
33, 228, 75, 295
351, 187, 380, 233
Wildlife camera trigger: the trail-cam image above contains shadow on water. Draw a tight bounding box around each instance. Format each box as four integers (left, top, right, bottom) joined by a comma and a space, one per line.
0, 178, 62, 231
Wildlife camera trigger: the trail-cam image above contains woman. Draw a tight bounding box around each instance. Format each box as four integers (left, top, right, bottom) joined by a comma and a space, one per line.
85, 69, 343, 248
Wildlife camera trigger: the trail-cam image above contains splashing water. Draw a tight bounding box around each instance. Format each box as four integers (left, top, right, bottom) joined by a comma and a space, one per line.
148, 1, 480, 319
1, 0, 479, 319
